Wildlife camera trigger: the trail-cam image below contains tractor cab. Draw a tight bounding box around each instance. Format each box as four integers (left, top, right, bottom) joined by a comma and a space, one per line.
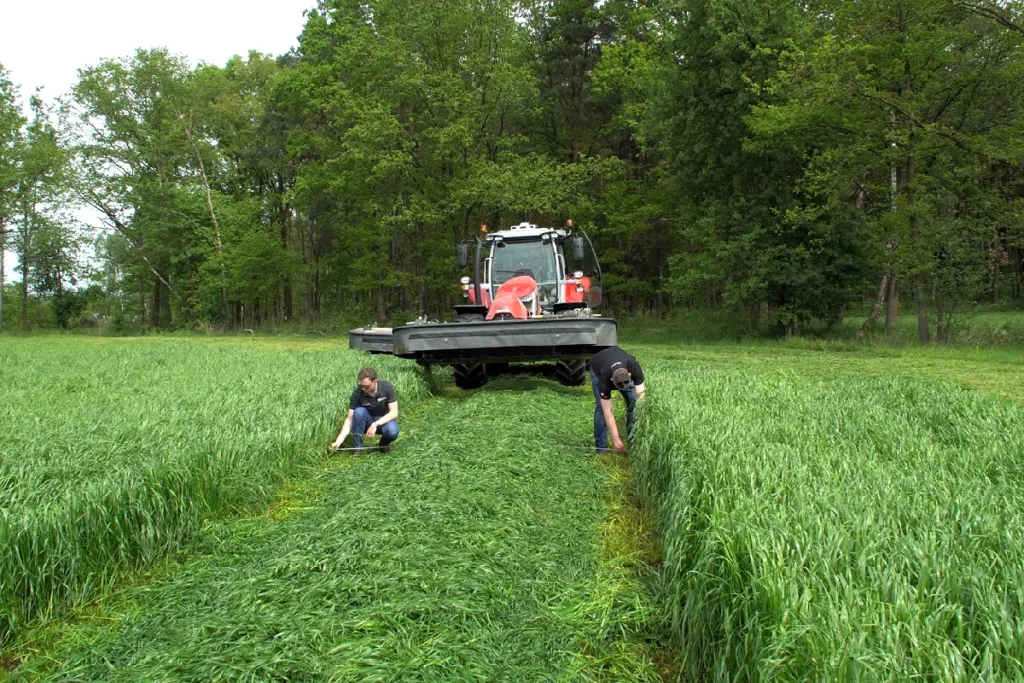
457, 221, 603, 320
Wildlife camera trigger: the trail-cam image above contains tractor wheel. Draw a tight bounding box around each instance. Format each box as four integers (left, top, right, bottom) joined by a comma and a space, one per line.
453, 363, 488, 390
454, 313, 484, 323
555, 359, 587, 387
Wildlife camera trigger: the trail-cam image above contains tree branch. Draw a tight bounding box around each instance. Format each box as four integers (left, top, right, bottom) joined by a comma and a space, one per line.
955, 1, 1024, 34
83, 190, 188, 309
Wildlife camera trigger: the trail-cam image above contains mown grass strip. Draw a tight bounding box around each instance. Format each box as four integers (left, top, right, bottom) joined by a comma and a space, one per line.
633, 358, 1024, 680
5, 369, 668, 681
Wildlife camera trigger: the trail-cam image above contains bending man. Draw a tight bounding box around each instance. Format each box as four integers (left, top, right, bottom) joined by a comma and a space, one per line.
330, 366, 400, 452
590, 346, 646, 453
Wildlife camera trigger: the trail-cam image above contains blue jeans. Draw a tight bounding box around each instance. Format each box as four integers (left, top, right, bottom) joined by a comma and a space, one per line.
351, 407, 400, 449
591, 369, 636, 451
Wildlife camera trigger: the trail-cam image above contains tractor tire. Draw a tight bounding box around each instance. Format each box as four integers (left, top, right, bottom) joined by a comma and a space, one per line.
453, 363, 488, 390
555, 359, 587, 387
454, 313, 484, 323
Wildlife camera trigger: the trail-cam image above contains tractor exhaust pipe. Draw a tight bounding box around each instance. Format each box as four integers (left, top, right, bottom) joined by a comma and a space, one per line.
473, 234, 483, 308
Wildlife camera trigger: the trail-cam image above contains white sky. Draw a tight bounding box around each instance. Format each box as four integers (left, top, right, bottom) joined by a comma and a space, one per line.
1, 0, 315, 284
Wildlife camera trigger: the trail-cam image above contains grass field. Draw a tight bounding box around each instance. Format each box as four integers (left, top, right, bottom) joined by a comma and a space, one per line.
0, 338, 423, 649
2, 333, 1023, 679
626, 337, 1024, 679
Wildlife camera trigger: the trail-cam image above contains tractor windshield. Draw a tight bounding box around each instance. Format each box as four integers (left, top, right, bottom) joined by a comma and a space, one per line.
490, 240, 557, 288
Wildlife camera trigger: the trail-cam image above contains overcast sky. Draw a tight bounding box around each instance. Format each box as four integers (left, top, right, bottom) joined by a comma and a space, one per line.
1, 0, 315, 283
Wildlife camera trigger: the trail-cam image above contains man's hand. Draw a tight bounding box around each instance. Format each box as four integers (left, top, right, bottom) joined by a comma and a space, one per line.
366, 422, 378, 438
329, 440, 342, 452
613, 437, 627, 454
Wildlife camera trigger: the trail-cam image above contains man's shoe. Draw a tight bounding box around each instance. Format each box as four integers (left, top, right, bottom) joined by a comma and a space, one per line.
378, 445, 392, 453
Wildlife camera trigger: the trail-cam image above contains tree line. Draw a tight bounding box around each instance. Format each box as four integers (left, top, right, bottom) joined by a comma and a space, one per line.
2, 0, 1024, 341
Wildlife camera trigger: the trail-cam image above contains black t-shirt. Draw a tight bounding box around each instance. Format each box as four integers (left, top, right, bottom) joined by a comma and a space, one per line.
349, 379, 398, 418
590, 347, 645, 400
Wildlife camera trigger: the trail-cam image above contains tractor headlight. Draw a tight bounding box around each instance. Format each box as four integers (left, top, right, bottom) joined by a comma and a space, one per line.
460, 276, 471, 285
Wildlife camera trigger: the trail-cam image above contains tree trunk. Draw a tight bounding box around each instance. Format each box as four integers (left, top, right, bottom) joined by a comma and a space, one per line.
0, 225, 5, 331
20, 260, 28, 331
306, 281, 315, 323
656, 264, 664, 321
161, 280, 172, 327
313, 263, 321, 322
282, 214, 292, 322
184, 111, 229, 320
139, 286, 147, 326
906, 154, 930, 343
885, 276, 899, 330
1011, 245, 1019, 299
376, 285, 386, 327
934, 283, 947, 342
991, 254, 1000, 304
152, 276, 161, 328
20, 206, 29, 331
860, 273, 888, 336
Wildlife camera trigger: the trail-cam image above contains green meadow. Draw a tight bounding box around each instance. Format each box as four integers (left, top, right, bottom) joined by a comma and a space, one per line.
2, 335, 1022, 680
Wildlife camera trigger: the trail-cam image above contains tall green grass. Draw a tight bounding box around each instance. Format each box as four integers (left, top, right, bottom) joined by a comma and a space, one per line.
0, 338, 423, 647
633, 361, 1024, 680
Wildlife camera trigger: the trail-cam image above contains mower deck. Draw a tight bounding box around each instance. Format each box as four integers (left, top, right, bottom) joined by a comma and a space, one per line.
348, 327, 394, 355
349, 317, 616, 365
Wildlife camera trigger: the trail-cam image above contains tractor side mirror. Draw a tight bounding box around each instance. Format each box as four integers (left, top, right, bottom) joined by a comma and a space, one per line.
457, 243, 469, 269
571, 235, 585, 262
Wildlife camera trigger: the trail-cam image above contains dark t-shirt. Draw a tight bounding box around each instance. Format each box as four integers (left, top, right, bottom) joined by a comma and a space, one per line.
349, 379, 398, 418
590, 347, 645, 400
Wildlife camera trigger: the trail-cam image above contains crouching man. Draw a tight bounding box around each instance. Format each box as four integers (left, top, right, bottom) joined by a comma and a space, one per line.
330, 366, 400, 452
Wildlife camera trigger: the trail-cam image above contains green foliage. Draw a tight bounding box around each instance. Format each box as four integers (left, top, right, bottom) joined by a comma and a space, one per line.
747, 0, 1024, 338
0, 63, 23, 223
6, 0, 1024, 334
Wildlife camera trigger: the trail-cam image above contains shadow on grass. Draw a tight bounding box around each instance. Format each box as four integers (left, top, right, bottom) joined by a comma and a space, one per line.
420, 363, 590, 399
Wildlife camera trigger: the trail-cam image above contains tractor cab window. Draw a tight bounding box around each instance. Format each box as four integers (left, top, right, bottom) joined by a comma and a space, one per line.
491, 240, 557, 288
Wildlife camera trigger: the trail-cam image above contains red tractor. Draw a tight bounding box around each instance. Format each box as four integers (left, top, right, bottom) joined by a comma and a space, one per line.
350, 221, 616, 389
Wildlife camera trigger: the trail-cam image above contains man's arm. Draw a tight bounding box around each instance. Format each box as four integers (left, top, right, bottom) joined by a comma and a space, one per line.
366, 402, 398, 437
602, 397, 625, 452
629, 359, 646, 401
376, 402, 399, 426
331, 409, 355, 450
